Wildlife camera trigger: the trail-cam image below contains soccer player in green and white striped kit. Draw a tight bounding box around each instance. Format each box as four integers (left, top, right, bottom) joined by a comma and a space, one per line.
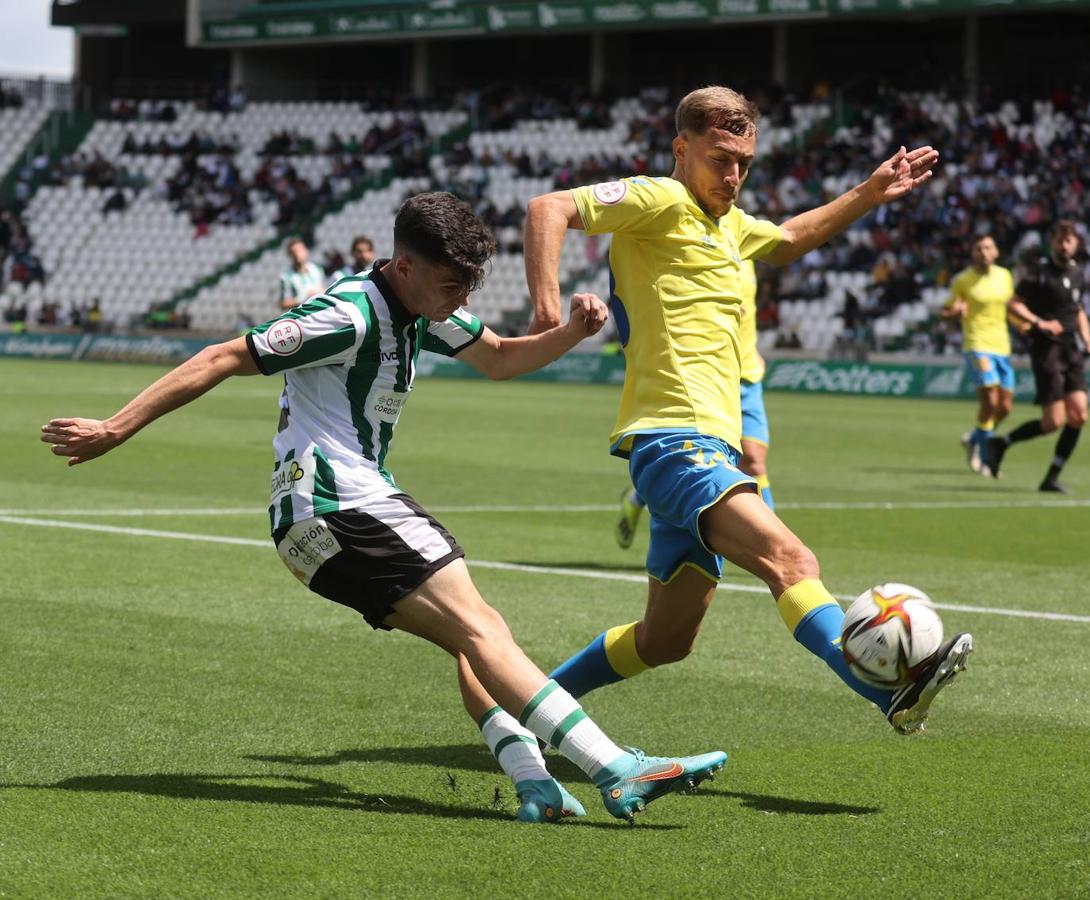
279, 236, 327, 310
41, 192, 726, 825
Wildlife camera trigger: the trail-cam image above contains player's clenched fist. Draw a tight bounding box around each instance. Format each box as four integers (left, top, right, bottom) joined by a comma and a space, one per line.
567, 292, 609, 337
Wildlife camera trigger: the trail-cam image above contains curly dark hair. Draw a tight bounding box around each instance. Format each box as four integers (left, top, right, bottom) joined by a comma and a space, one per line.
393, 192, 496, 292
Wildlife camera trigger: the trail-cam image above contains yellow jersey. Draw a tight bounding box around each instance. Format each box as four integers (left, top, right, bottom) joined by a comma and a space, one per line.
737, 258, 764, 384
572, 176, 781, 454
946, 265, 1014, 356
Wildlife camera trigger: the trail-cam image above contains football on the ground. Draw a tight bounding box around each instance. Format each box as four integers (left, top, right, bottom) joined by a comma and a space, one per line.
841, 583, 944, 689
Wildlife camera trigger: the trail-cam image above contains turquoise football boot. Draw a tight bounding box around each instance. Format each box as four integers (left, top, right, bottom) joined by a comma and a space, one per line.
599, 748, 728, 824
515, 778, 586, 823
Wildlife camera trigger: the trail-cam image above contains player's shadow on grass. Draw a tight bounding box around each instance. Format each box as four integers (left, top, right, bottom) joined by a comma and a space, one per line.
4, 771, 679, 831
5, 773, 513, 822
706, 787, 879, 817
247, 744, 586, 783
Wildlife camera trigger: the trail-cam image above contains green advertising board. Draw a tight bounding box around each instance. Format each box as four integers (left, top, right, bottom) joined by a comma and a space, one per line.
6, 333, 1086, 401
201, 0, 1090, 43
415, 353, 1065, 401
761, 358, 1043, 400
0, 332, 218, 365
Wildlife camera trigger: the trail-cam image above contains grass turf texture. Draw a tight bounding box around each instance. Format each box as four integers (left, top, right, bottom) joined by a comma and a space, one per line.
2, 357, 1088, 898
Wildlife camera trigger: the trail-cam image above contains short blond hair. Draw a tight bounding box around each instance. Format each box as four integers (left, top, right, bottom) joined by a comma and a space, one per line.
675, 86, 760, 138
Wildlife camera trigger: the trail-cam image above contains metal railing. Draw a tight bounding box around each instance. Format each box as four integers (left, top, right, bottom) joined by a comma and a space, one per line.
0, 75, 88, 111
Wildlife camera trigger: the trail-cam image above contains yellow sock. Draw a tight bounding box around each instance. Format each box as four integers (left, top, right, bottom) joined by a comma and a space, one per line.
977, 418, 995, 431
776, 579, 838, 634
603, 622, 650, 678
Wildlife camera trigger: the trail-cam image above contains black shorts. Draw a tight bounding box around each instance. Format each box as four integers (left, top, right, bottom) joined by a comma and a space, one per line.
272, 494, 464, 630
1030, 338, 1087, 406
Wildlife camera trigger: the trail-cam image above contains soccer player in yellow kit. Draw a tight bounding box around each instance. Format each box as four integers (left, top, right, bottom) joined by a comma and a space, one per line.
941, 235, 1015, 473
615, 257, 774, 548
527, 86, 972, 735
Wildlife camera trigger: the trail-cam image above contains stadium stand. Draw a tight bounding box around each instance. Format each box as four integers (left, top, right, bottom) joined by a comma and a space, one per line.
3, 80, 1089, 356
3, 100, 467, 330
0, 106, 52, 197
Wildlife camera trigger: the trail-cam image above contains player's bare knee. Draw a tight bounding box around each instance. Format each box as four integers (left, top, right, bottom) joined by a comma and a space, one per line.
1068, 407, 1088, 429
1041, 412, 1064, 433
457, 601, 513, 651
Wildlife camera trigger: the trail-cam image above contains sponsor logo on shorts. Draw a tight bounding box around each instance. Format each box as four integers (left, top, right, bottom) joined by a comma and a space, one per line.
277, 518, 342, 585
593, 181, 627, 205
268, 320, 304, 355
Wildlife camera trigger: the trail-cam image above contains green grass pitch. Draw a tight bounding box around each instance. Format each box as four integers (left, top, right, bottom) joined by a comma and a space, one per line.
2, 357, 1088, 898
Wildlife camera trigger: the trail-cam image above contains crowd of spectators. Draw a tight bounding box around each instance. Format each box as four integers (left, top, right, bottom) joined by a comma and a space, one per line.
744, 83, 1090, 350
7, 82, 1090, 349
427, 81, 1090, 353
104, 88, 248, 122
0, 205, 46, 298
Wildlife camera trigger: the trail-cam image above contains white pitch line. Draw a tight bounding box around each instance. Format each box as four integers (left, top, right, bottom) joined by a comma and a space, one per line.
776, 499, 1090, 511
2, 514, 1089, 625
0, 508, 257, 517
4, 498, 1090, 517
0, 515, 269, 547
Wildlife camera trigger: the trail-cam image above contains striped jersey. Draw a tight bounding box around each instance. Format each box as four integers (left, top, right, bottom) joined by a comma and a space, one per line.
247, 263, 483, 532
279, 261, 327, 307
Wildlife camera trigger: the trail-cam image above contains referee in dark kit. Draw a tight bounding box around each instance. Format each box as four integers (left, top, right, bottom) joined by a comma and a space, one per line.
984, 220, 1090, 492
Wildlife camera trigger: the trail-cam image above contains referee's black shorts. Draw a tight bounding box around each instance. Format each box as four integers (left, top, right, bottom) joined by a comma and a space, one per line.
1031, 337, 1087, 406
273, 493, 464, 630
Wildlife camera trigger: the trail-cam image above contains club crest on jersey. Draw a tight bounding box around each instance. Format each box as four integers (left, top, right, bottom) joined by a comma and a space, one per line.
268, 320, 304, 355
593, 181, 627, 205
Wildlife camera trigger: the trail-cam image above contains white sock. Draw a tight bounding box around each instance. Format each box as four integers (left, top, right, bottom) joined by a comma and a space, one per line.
520, 681, 630, 785
479, 707, 550, 784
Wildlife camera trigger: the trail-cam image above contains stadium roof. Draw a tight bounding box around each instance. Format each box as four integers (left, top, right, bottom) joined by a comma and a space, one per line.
196, 0, 1090, 46
51, 0, 185, 27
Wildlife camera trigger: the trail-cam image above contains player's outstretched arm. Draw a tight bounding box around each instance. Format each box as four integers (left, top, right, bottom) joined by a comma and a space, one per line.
764, 145, 938, 267
459, 293, 607, 380
524, 191, 584, 334
40, 336, 260, 466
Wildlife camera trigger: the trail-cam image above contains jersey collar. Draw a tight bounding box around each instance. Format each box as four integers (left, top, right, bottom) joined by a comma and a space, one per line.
367, 260, 415, 325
